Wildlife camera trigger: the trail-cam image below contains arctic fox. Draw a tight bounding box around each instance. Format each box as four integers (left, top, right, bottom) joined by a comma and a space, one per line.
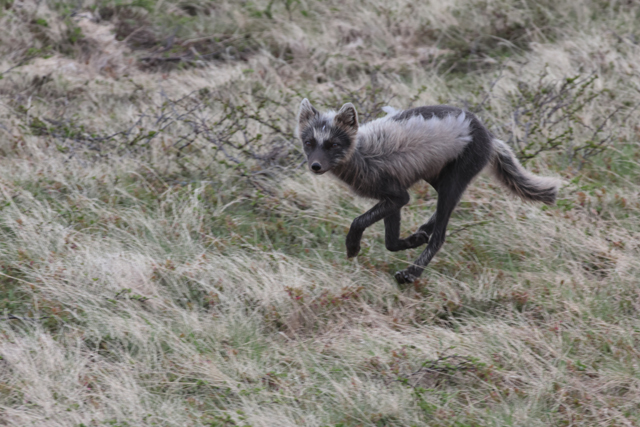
297, 99, 558, 284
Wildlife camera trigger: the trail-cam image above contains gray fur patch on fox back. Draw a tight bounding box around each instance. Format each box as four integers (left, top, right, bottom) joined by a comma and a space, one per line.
349, 108, 473, 190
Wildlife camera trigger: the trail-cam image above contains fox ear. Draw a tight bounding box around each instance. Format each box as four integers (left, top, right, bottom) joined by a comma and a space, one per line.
335, 103, 358, 134
298, 98, 320, 131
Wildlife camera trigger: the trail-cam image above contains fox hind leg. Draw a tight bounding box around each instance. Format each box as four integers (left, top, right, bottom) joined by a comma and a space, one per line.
394, 183, 461, 284
394, 170, 474, 284
395, 121, 494, 284
402, 211, 436, 245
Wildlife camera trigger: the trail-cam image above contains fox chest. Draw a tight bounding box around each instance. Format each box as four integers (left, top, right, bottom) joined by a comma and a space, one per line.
332, 164, 416, 200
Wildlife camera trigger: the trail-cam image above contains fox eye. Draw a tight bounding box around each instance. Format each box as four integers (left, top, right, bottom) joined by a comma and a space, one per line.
331, 143, 340, 149
304, 140, 313, 147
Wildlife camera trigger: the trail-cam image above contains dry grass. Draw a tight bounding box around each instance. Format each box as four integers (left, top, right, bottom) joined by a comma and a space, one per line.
0, 0, 639, 425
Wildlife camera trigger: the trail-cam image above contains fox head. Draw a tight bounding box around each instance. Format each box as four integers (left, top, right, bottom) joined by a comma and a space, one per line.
297, 99, 358, 175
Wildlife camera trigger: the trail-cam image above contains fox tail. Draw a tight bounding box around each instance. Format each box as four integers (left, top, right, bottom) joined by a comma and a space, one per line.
490, 139, 558, 205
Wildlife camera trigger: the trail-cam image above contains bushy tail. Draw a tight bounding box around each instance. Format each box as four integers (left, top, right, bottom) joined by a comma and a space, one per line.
490, 139, 558, 205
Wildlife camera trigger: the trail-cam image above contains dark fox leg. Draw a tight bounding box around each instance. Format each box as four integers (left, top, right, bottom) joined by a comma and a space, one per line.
394, 115, 494, 284
418, 212, 437, 236
405, 179, 441, 242
346, 191, 409, 258
394, 176, 466, 284
403, 211, 437, 244
384, 211, 429, 252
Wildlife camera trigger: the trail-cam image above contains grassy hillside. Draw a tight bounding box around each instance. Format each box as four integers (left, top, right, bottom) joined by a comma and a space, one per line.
0, 0, 639, 425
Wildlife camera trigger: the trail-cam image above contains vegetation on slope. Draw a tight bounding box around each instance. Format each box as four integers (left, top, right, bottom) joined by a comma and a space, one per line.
0, 0, 639, 425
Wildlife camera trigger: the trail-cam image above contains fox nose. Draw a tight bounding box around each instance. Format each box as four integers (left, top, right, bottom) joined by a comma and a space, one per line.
311, 162, 322, 172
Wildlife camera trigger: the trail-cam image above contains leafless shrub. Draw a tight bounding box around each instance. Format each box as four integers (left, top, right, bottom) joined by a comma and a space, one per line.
16, 75, 403, 180
97, 4, 260, 71
21, 85, 302, 177
464, 71, 639, 168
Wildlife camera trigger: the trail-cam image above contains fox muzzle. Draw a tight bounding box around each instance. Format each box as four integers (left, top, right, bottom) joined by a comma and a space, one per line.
307, 149, 332, 174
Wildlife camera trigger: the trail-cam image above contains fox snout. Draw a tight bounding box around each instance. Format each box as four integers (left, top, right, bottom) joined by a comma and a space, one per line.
308, 159, 328, 174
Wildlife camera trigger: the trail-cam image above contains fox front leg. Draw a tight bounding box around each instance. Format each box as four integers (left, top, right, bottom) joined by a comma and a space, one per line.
345, 193, 410, 258
345, 226, 364, 258
345, 208, 378, 258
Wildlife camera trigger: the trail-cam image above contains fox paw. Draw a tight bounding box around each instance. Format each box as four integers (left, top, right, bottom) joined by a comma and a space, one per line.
394, 270, 417, 284
346, 230, 362, 258
346, 244, 361, 258
407, 231, 429, 248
